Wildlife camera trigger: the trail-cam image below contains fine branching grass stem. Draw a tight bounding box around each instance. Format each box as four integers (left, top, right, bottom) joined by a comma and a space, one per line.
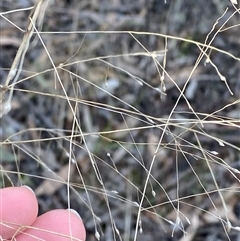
1, 1, 239, 240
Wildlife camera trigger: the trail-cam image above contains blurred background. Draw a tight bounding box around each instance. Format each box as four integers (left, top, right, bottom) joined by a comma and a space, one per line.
1, 0, 240, 240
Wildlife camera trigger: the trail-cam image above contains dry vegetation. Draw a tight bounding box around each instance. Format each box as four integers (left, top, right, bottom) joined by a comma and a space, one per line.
1, 0, 240, 240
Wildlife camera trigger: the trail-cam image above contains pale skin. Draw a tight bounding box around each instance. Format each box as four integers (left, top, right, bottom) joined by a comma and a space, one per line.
0, 186, 86, 241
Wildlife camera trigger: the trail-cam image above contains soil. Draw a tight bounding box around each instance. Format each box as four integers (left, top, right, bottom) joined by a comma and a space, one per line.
1, 1, 240, 240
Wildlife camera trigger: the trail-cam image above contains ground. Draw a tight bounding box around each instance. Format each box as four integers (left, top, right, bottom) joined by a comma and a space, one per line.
0, 0, 240, 241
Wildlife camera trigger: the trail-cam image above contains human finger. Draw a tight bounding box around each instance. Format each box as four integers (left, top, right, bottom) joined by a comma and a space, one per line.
16, 209, 86, 241
0, 186, 38, 240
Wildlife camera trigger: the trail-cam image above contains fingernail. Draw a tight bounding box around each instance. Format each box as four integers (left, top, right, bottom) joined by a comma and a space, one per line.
68, 209, 82, 219
21, 185, 35, 194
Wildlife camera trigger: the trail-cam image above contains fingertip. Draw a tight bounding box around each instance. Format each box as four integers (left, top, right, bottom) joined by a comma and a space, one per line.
21, 185, 35, 194
0, 186, 38, 239
16, 209, 86, 241
68, 209, 82, 219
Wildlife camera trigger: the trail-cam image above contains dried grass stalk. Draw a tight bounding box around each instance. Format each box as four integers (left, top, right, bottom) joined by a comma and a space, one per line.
0, 0, 51, 117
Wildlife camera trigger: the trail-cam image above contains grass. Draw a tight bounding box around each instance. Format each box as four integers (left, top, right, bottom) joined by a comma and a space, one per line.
1, 0, 240, 240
